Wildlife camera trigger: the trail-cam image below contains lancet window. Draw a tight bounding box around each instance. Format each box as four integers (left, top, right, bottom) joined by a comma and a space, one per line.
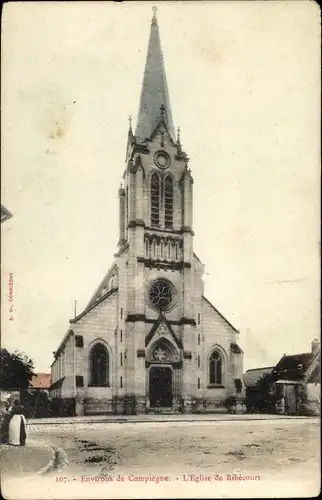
164, 176, 173, 228
151, 173, 160, 227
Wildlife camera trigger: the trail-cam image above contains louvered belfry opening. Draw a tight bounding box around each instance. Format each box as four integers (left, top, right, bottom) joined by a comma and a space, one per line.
164, 176, 173, 228
151, 173, 160, 226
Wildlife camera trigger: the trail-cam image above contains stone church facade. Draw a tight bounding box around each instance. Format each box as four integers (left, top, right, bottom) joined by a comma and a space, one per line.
50, 8, 244, 415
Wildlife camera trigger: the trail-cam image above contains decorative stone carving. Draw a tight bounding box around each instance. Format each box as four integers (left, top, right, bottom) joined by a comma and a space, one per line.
153, 346, 170, 362
146, 337, 181, 365
156, 324, 169, 337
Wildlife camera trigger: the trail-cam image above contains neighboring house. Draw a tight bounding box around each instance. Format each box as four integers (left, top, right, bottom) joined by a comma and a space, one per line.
18, 373, 52, 418
243, 367, 275, 413
0, 375, 51, 401
29, 373, 51, 394
272, 338, 320, 416
1, 205, 13, 224
243, 338, 320, 416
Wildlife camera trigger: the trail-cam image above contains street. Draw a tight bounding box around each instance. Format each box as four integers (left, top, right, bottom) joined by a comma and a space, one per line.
2, 417, 319, 499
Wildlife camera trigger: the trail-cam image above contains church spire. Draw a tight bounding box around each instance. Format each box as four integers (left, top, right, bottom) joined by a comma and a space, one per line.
135, 7, 175, 143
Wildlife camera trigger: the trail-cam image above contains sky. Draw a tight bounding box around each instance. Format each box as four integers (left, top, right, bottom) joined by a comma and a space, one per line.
1, 1, 320, 373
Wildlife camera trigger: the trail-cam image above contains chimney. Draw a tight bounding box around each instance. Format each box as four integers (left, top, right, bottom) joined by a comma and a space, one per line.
311, 337, 320, 356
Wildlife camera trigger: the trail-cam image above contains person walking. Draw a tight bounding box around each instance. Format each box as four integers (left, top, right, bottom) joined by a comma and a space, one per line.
8, 400, 27, 446
0, 401, 10, 444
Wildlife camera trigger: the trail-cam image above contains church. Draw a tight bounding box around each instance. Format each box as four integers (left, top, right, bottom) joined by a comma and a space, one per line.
50, 8, 244, 415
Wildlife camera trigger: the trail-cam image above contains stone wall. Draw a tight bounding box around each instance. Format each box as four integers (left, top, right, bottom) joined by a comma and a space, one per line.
201, 297, 243, 407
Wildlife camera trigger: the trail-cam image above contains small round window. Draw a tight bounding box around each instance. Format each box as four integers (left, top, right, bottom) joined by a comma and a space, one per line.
147, 279, 176, 312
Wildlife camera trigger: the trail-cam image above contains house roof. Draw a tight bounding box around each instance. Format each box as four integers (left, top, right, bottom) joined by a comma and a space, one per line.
272, 353, 314, 382
30, 373, 51, 389
243, 367, 275, 388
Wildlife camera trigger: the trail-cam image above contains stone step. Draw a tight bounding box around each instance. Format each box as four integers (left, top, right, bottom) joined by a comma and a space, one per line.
84, 398, 113, 415
148, 407, 179, 414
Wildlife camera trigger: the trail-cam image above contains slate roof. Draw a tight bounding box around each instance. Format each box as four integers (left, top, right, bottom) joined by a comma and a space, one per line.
243, 367, 275, 388
272, 353, 314, 382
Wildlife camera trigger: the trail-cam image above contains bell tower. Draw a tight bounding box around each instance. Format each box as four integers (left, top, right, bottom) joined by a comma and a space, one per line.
119, 6, 194, 264
115, 7, 198, 414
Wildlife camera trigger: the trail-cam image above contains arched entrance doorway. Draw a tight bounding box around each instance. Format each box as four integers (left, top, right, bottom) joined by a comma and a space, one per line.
149, 366, 173, 407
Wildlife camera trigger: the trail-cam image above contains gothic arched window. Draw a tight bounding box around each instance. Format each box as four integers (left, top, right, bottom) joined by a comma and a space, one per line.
90, 343, 109, 387
151, 173, 160, 227
164, 176, 173, 228
209, 350, 223, 385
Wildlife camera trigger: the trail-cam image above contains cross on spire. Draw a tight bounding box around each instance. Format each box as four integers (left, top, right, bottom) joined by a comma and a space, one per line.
160, 104, 165, 117
128, 115, 132, 130
152, 6, 158, 25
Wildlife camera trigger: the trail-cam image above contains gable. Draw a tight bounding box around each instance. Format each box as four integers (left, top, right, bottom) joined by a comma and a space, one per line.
149, 120, 176, 148
71, 288, 118, 325
202, 296, 239, 333
145, 314, 182, 349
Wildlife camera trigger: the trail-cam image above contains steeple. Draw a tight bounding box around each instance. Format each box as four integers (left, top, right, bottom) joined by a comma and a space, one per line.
135, 7, 175, 143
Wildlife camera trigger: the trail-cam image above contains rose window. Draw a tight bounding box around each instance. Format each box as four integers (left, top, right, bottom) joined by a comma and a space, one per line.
148, 279, 175, 311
